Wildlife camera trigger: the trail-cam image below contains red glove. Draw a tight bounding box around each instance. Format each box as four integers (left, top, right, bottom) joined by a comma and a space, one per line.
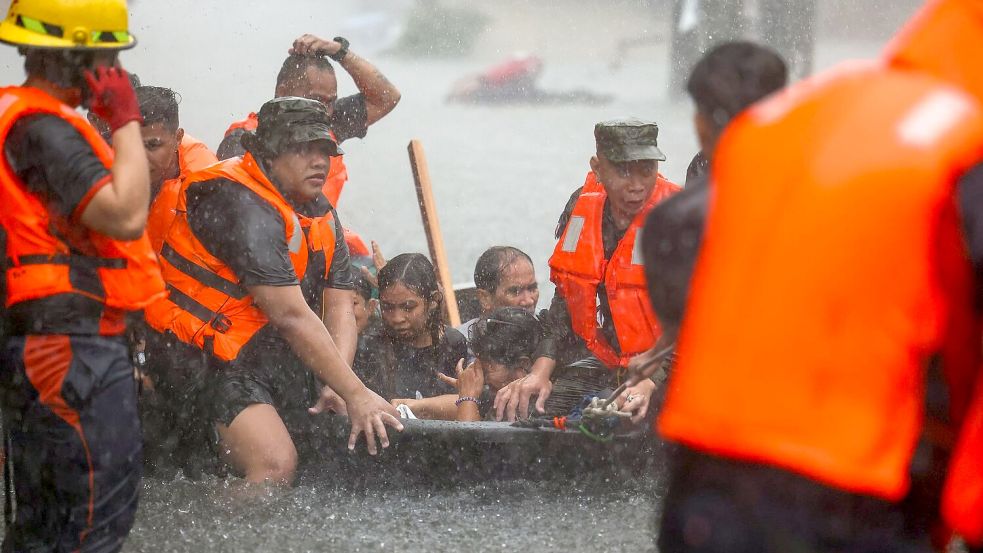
83, 67, 142, 133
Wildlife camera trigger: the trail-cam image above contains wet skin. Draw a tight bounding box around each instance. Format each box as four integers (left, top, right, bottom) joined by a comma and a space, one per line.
140, 122, 183, 193
479, 259, 539, 314
269, 140, 335, 205
379, 282, 439, 348
276, 65, 338, 116
590, 154, 659, 230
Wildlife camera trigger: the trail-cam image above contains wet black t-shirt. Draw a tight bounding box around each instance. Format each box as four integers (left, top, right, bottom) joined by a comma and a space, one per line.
354, 325, 468, 400
184, 177, 354, 361
216, 94, 369, 160
4, 114, 114, 335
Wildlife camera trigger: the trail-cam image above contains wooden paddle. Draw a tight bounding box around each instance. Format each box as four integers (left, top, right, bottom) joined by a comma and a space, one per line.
408, 139, 461, 327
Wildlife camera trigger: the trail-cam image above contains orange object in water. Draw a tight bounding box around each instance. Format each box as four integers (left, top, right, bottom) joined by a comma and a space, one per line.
0, 86, 165, 312
549, 171, 680, 369
144, 153, 336, 363
225, 112, 349, 206
658, 59, 983, 501
146, 134, 218, 253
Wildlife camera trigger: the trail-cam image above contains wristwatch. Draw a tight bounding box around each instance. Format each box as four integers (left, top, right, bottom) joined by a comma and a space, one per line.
329, 36, 350, 62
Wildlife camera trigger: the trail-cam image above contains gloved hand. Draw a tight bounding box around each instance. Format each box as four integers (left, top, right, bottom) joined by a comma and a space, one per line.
83, 67, 142, 133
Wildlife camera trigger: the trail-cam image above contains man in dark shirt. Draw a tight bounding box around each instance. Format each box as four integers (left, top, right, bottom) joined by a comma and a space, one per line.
216, 34, 400, 162
0, 3, 160, 549
635, 41, 787, 346
148, 98, 401, 485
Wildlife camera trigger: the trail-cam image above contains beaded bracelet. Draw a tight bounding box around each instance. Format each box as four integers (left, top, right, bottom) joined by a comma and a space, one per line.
455, 396, 479, 406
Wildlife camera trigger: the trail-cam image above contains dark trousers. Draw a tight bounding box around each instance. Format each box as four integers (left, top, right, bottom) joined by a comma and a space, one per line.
0, 335, 142, 553
658, 447, 934, 553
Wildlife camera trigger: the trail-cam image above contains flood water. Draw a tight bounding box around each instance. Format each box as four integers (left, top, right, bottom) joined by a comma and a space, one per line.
0, 1, 922, 551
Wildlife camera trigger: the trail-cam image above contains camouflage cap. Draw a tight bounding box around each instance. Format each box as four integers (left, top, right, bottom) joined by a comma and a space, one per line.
243, 96, 343, 157
594, 117, 666, 162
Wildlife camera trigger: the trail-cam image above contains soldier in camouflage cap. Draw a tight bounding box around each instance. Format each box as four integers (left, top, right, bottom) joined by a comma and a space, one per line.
494, 117, 681, 424
241, 96, 343, 159
593, 117, 666, 163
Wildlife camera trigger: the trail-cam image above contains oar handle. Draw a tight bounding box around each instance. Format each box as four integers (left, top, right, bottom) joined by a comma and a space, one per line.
408, 139, 461, 327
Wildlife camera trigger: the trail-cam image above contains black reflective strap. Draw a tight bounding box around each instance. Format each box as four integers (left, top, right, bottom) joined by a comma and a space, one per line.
166, 285, 231, 333
159, 243, 245, 300
8, 254, 126, 270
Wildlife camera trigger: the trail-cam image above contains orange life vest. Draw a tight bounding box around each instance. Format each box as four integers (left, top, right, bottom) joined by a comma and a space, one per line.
225, 112, 349, 206
658, 62, 983, 501
344, 227, 370, 258
143, 153, 337, 362
942, 367, 983, 546
549, 171, 680, 369
0, 86, 166, 313
146, 134, 219, 253
885, 0, 983, 540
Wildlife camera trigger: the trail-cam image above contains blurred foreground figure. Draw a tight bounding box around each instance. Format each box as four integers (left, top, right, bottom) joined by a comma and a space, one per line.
143, 98, 401, 485
494, 119, 680, 424
0, 0, 167, 550
639, 41, 786, 347
654, 1, 983, 551
217, 34, 400, 208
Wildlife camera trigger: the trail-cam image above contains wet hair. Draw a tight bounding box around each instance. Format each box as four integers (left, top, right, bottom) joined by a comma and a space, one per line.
136, 86, 180, 131
473, 246, 533, 293
469, 307, 541, 367
377, 253, 444, 346
687, 41, 787, 134
353, 271, 374, 302
275, 54, 335, 91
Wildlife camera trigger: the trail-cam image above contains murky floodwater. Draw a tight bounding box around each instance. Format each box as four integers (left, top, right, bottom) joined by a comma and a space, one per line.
0, 1, 923, 551
129, 474, 662, 553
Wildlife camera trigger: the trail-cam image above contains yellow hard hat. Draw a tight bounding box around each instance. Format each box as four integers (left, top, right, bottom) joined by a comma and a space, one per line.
0, 0, 135, 50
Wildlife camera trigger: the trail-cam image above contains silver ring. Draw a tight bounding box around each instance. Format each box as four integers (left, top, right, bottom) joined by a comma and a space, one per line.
625, 394, 635, 403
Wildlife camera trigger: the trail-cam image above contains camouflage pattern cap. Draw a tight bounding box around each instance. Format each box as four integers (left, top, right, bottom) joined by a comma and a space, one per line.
245, 96, 343, 156
594, 117, 666, 162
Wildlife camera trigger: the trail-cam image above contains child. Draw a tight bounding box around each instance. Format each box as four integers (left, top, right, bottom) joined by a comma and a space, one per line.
394, 306, 541, 421
354, 253, 467, 399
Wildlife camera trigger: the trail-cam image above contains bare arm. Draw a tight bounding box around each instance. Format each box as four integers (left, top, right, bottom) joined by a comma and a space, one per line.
290, 35, 401, 126
252, 284, 363, 397
322, 287, 357, 366
338, 50, 401, 126
392, 395, 458, 420
78, 121, 150, 240
250, 283, 402, 454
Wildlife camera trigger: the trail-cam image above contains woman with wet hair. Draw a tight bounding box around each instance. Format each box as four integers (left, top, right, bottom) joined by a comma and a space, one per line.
354, 253, 468, 400
393, 306, 542, 421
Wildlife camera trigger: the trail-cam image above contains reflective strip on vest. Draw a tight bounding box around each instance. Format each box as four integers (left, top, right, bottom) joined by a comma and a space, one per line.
561, 216, 585, 253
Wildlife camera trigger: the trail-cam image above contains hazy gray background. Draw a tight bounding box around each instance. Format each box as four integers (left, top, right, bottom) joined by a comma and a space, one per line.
0, 0, 924, 289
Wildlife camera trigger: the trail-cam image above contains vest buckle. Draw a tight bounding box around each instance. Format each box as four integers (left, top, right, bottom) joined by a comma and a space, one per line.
210, 314, 232, 333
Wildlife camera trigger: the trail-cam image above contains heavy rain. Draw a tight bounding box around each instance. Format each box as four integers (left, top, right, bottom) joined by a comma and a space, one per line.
0, 0, 978, 552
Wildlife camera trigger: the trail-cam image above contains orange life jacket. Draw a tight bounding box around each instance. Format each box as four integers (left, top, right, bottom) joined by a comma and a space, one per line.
146, 134, 219, 253
549, 171, 680, 369
344, 227, 370, 258
143, 153, 337, 362
885, 0, 983, 540
225, 112, 349, 206
942, 367, 983, 546
0, 86, 166, 313
658, 62, 983, 501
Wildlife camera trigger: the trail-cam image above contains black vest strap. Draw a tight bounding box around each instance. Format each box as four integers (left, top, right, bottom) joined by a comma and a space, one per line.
159, 243, 246, 300
165, 284, 231, 333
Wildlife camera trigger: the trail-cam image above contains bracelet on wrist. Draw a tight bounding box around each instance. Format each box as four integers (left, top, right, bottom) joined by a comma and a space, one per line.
455, 396, 479, 407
